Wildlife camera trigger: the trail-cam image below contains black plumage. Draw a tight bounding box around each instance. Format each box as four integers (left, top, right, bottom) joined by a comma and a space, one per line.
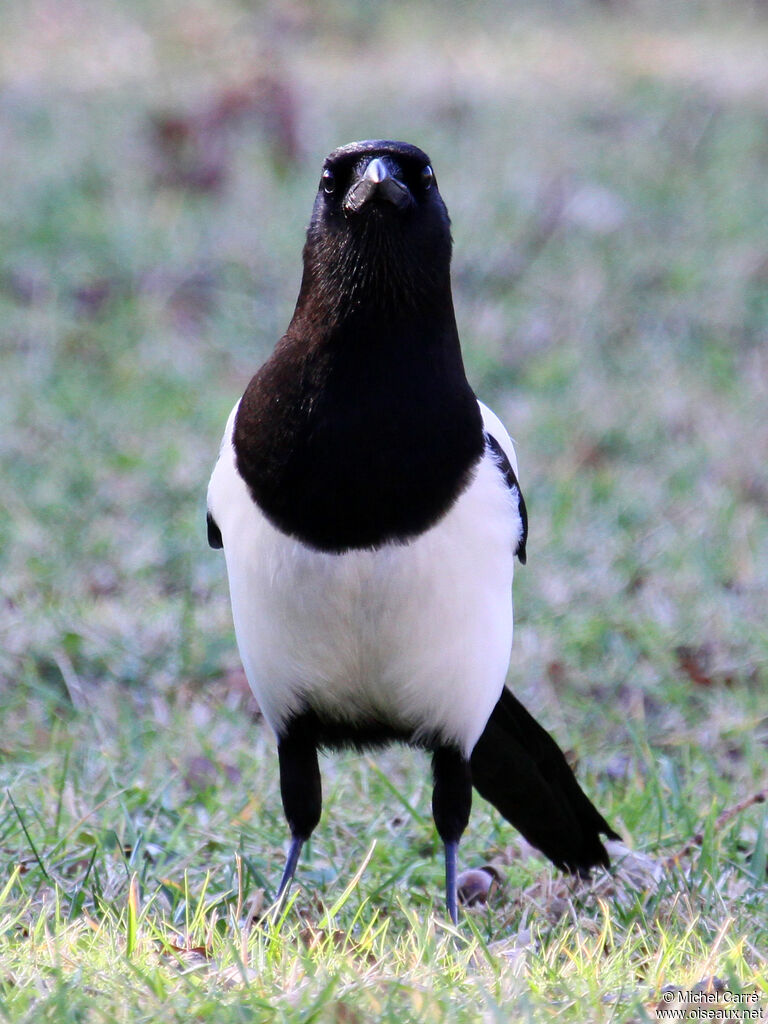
471, 688, 619, 874
232, 142, 483, 553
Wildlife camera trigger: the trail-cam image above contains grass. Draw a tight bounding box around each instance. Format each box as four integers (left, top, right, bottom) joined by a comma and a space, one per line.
1, 0, 767, 1020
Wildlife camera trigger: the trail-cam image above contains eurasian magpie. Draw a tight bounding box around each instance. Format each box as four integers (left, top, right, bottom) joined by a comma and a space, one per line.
207, 139, 618, 924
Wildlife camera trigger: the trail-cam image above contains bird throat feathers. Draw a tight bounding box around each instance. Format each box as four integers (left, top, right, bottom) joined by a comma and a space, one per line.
298, 199, 455, 321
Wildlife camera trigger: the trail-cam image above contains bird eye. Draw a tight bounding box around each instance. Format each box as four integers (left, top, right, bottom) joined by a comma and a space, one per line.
321, 168, 335, 194
421, 164, 434, 190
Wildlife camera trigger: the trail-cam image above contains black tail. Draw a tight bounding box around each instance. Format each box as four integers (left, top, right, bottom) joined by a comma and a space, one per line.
470, 687, 619, 874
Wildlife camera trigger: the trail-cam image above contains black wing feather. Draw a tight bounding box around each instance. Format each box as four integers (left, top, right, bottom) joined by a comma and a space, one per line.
485, 433, 528, 564
207, 512, 223, 549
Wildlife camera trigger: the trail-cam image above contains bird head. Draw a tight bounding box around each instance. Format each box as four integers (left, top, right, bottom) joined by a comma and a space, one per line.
300, 140, 453, 314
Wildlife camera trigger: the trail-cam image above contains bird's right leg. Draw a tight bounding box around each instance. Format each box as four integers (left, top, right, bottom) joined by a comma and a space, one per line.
431, 746, 473, 926
275, 724, 322, 908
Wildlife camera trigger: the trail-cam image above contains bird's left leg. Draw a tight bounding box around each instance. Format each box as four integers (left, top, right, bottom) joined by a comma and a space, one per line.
275, 722, 322, 910
431, 746, 472, 925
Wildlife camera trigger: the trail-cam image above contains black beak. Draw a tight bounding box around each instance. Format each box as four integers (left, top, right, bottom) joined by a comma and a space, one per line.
343, 157, 412, 215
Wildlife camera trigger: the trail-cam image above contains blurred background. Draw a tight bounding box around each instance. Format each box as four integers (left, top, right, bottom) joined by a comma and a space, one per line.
1, 0, 766, 921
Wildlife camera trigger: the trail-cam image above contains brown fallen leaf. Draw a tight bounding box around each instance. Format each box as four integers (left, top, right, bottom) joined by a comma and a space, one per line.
149, 70, 300, 193
675, 644, 715, 687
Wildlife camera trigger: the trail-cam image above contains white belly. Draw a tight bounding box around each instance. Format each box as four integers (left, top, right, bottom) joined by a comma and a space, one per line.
208, 408, 522, 756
